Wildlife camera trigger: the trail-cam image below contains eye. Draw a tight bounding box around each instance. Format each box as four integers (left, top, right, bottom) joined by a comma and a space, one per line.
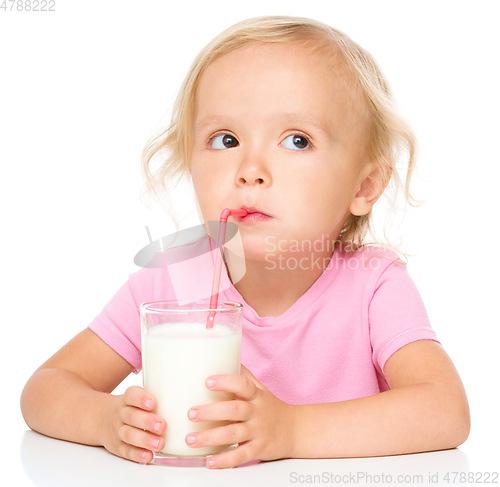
209, 133, 239, 150
281, 134, 311, 151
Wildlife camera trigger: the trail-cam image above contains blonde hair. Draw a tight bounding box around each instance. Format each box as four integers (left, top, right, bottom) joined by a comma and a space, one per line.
140, 15, 422, 261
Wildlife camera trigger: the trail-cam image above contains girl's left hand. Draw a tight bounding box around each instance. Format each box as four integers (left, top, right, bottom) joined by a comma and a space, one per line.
185, 365, 297, 469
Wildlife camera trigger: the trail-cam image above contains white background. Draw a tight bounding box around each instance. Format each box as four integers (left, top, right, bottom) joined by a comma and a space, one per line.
1, 0, 499, 483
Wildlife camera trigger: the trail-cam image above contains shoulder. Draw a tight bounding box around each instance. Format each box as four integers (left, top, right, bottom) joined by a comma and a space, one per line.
329, 244, 414, 305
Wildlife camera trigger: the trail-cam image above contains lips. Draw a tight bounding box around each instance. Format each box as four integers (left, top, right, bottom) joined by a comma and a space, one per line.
240, 206, 271, 217
233, 206, 273, 222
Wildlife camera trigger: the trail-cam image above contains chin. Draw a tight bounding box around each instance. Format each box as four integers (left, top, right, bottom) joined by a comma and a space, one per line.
237, 237, 271, 262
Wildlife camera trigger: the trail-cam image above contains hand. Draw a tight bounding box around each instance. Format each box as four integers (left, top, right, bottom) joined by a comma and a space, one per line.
100, 386, 167, 464
185, 365, 296, 469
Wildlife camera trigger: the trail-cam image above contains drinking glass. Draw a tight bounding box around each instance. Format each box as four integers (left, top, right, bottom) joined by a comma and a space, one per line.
140, 299, 243, 467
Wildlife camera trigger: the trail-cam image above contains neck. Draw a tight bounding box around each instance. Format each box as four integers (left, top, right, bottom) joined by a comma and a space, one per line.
225, 242, 337, 318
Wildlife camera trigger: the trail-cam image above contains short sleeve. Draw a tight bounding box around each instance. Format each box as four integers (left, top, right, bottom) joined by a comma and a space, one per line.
87, 267, 156, 374
369, 259, 440, 377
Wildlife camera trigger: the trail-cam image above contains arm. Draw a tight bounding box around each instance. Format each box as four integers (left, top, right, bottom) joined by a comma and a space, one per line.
187, 340, 470, 468
291, 340, 470, 458
20, 328, 167, 463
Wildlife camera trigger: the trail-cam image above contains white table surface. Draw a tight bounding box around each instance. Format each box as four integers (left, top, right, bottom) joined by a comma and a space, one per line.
6, 419, 498, 487
13, 431, 469, 487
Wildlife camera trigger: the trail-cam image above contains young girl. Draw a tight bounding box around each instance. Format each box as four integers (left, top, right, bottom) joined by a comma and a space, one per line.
20, 16, 470, 469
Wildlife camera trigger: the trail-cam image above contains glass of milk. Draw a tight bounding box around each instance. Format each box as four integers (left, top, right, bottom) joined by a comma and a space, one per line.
140, 299, 243, 467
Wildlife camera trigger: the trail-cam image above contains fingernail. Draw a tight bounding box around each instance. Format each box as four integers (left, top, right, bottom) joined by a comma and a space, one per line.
151, 438, 160, 449
207, 458, 216, 467
188, 409, 197, 420
154, 422, 162, 433
145, 398, 153, 409
186, 435, 196, 445
206, 378, 216, 388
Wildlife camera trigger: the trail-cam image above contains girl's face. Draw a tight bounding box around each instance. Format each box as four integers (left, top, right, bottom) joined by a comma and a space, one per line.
191, 42, 372, 261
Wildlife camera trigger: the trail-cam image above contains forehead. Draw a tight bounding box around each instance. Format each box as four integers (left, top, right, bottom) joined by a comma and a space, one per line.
194, 42, 364, 138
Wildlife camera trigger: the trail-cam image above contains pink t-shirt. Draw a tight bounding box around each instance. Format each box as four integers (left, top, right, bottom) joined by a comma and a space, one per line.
88, 237, 439, 405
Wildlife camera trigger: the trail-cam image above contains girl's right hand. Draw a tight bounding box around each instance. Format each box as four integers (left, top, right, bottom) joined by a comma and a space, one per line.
100, 386, 167, 464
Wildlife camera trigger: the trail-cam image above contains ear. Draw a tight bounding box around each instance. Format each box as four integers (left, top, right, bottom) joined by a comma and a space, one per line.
349, 163, 390, 217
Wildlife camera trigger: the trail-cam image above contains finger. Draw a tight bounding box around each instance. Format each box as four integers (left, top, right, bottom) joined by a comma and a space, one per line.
121, 405, 167, 434
239, 364, 254, 379
206, 374, 258, 401
123, 386, 156, 411
118, 424, 165, 453
240, 365, 266, 390
116, 440, 155, 465
188, 400, 251, 423
206, 442, 254, 469
186, 422, 250, 449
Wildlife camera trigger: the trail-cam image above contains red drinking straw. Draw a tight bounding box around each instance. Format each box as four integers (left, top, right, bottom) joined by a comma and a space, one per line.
206, 208, 248, 329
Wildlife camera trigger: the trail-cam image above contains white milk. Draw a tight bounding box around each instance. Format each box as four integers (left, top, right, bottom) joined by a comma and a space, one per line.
142, 322, 242, 456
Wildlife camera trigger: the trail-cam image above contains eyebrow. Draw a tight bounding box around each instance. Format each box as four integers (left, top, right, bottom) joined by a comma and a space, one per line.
194, 113, 332, 137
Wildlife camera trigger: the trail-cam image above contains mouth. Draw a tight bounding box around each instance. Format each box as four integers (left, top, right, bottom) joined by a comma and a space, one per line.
234, 206, 273, 222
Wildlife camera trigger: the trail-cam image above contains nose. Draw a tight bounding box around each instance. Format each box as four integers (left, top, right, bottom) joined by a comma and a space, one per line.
235, 152, 271, 187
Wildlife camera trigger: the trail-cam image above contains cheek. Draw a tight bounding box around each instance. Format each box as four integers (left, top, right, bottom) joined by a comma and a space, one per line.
317, 161, 354, 203
191, 163, 234, 224
289, 166, 351, 232
191, 155, 232, 191
191, 161, 216, 199
191, 169, 213, 222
